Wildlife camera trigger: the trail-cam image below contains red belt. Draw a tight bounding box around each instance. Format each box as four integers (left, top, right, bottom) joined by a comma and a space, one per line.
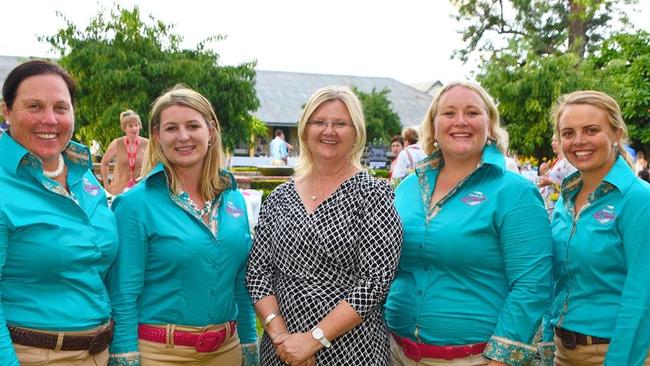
392, 333, 487, 361
138, 322, 236, 353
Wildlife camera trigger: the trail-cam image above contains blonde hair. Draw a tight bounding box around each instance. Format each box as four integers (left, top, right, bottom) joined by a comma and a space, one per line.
420, 81, 504, 156
141, 85, 229, 200
119, 109, 141, 130
552, 90, 633, 167
294, 85, 366, 178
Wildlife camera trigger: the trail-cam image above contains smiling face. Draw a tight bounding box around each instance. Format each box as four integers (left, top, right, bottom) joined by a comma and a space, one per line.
306, 99, 357, 166
558, 104, 620, 180
433, 86, 489, 164
154, 105, 214, 176
2, 74, 74, 170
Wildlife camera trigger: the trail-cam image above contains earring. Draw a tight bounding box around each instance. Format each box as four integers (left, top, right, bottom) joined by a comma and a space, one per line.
433, 141, 439, 149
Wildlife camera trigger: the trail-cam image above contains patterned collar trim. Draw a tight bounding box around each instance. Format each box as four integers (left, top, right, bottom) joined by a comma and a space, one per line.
143, 162, 237, 190
169, 190, 222, 236
0, 132, 92, 174
415, 144, 505, 221
560, 156, 632, 215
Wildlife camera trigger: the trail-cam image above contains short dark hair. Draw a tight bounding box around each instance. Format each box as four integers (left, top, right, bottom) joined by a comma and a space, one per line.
2, 60, 77, 109
639, 168, 650, 184
275, 129, 284, 137
391, 135, 404, 146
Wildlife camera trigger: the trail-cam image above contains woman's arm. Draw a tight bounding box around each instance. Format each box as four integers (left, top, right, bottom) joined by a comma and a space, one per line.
484, 183, 553, 366
604, 200, 650, 365
100, 139, 118, 185
0, 215, 19, 365
107, 195, 148, 366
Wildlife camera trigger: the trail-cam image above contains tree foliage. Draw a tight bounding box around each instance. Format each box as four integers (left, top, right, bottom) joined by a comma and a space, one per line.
43, 5, 259, 150
452, 0, 636, 62
352, 87, 402, 145
585, 31, 650, 147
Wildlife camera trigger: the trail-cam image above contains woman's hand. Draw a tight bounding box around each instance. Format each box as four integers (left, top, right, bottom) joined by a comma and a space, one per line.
275, 332, 321, 365
537, 177, 553, 188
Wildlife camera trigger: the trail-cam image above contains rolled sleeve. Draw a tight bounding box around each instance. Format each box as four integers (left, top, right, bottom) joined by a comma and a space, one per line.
343, 183, 403, 318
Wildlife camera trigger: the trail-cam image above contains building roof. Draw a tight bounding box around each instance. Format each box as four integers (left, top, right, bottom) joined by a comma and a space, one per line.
0, 55, 25, 92
411, 80, 444, 96
253, 70, 432, 127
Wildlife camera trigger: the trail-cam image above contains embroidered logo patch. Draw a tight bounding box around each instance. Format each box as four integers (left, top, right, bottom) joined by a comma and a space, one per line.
593, 205, 616, 224
461, 191, 487, 206
225, 201, 243, 218
83, 177, 100, 196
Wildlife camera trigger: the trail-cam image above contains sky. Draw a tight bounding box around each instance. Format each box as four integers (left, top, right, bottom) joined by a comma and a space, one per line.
2, 1, 649, 85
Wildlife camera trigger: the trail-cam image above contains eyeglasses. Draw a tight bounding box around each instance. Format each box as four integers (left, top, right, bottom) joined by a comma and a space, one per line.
307, 119, 353, 130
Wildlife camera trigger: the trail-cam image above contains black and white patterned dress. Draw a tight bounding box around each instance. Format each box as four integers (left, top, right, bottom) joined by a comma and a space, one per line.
246, 171, 403, 365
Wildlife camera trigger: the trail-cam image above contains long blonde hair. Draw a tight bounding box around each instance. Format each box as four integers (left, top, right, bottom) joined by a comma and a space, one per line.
141, 85, 229, 200
420, 81, 504, 156
294, 85, 366, 178
552, 90, 633, 168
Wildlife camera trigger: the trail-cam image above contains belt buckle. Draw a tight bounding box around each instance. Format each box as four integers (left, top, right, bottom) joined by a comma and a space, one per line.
401, 338, 422, 362
195, 331, 225, 353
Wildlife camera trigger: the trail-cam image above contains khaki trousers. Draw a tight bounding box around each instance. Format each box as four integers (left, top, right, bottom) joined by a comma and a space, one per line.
13, 324, 110, 366
554, 336, 650, 366
138, 323, 242, 366
390, 337, 489, 366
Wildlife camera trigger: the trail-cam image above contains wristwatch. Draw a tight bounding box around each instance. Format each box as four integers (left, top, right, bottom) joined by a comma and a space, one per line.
311, 327, 332, 348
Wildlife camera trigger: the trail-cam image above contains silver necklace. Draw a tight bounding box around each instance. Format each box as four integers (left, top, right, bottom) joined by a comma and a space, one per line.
43, 154, 65, 179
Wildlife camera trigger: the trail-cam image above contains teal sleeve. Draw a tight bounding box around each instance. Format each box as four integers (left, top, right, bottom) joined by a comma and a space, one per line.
108, 195, 148, 355
234, 201, 257, 344
484, 184, 553, 366
604, 202, 650, 366
0, 211, 20, 365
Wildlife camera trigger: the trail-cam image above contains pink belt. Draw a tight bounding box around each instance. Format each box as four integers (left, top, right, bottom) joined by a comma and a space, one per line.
392, 333, 487, 361
138, 321, 236, 353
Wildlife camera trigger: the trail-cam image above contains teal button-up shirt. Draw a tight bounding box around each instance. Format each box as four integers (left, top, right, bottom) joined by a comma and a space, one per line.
0, 133, 118, 366
547, 156, 650, 365
385, 145, 552, 366
108, 163, 256, 355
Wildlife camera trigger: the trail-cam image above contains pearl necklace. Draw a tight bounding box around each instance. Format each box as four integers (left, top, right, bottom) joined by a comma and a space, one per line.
43, 154, 65, 179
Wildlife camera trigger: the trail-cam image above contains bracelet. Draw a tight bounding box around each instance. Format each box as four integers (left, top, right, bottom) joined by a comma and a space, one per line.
263, 312, 281, 327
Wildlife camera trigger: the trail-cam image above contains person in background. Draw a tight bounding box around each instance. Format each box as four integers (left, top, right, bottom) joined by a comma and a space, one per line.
385, 81, 552, 366
0, 60, 118, 365
537, 134, 577, 216
544, 90, 650, 365
100, 110, 149, 195
108, 86, 257, 366
496, 126, 520, 173
635, 150, 648, 175
391, 127, 427, 184
269, 129, 292, 166
639, 168, 650, 183
388, 135, 404, 178
246, 85, 402, 365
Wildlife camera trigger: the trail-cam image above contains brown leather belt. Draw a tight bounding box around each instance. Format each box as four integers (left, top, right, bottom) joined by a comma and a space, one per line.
8, 320, 114, 355
554, 326, 609, 350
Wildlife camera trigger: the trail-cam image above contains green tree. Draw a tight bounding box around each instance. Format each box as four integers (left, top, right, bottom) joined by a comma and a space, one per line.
452, 0, 637, 62
352, 87, 402, 145
43, 5, 259, 150
586, 31, 650, 148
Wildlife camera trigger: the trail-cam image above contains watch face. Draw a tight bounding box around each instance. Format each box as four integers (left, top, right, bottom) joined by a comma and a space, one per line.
312, 328, 324, 339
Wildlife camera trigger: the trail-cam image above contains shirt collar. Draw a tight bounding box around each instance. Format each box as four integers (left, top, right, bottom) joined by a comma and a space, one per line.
560, 155, 633, 202
415, 142, 506, 177
0, 132, 92, 175
143, 162, 238, 191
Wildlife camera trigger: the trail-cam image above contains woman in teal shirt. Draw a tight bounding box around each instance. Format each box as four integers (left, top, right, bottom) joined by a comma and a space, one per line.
544, 91, 650, 366
0, 60, 118, 365
385, 82, 552, 366
108, 86, 257, 366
